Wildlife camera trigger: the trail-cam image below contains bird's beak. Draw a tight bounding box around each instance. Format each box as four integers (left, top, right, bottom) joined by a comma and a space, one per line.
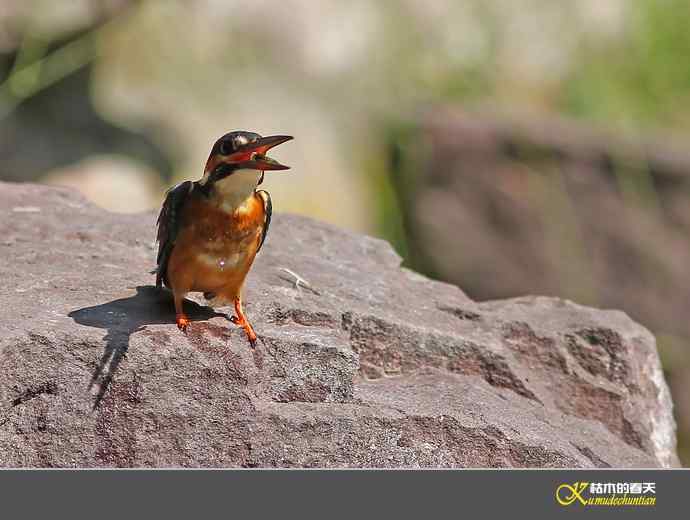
227, 135, 293, 171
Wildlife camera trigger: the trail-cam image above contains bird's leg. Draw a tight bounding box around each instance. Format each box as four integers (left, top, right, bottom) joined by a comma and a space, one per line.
230, 296, 257, 347
174, 292, 190, 333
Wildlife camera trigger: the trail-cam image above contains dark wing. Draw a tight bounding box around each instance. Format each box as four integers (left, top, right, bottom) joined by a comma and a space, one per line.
256, 189, 272, 253
155, 180, 194, 287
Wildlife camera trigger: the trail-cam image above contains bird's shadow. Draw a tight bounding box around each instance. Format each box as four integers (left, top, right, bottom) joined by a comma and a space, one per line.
68, 285, 225, 409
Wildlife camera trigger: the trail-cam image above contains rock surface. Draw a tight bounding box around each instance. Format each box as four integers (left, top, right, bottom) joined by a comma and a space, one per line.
0, 182, 678, 467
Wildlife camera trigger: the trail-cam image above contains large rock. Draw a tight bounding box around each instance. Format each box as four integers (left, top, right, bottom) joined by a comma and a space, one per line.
0, 182, 678, 467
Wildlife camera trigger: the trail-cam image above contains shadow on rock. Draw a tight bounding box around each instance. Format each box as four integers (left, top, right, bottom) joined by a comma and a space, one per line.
68, 285, 225, 409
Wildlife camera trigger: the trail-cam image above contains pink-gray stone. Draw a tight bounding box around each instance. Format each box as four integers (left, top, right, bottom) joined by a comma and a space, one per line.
0, 182, 678, 467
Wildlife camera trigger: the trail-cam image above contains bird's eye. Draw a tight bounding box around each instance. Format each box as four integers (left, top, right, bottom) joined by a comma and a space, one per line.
219, 140, 233, 155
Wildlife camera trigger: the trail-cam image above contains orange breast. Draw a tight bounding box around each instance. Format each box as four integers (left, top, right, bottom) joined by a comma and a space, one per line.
166, 192, 266, 301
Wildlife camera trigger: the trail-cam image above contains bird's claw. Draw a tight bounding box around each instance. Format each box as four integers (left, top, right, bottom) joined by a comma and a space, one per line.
176, 315, 190, 333
245, 326, 258, 348
229, 315, 257, 347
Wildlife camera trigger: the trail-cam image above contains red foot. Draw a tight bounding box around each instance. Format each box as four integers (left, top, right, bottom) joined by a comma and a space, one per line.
230, 315, 257, 347
176, 315, 191, 333
244, 326, 258, 347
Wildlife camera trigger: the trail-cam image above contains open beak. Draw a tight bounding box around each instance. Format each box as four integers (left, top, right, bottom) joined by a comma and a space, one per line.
228, 135, 293, 171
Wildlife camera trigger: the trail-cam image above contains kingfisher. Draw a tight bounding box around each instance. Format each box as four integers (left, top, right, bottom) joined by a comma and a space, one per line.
154, 131, 293, 346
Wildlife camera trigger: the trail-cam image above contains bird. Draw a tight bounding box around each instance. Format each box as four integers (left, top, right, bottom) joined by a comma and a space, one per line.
154, 131, 293, 347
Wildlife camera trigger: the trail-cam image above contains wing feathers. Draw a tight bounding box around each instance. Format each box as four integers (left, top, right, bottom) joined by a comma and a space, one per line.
155, 180, 194, 287
256, 189, 272, 253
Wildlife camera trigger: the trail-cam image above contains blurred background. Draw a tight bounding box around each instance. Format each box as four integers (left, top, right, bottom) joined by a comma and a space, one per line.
1, 0, 689, 462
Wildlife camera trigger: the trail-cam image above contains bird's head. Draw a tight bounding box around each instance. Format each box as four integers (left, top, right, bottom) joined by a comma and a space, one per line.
199, 131, 293, 207
203, 131, 293, 184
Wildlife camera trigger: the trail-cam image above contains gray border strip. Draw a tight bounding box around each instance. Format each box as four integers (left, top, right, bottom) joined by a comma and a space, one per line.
0, 469, 687, 518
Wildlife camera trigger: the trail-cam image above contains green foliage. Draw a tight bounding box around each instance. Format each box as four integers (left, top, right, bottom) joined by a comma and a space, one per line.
563, 0, 690, 131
